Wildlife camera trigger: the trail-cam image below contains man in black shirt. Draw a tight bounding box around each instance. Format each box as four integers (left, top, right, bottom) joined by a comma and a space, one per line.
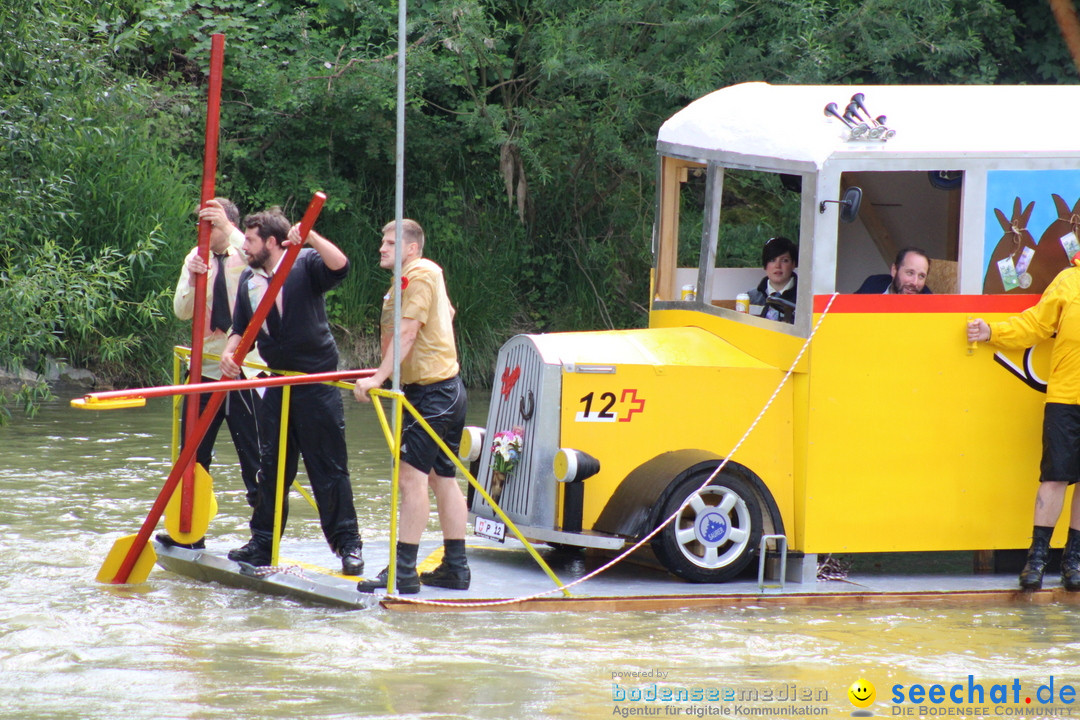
220, 208, 363, 575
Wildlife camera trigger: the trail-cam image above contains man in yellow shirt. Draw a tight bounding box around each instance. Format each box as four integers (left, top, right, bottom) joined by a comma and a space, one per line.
354, 219, 469, 594
968, 260, 1080, 590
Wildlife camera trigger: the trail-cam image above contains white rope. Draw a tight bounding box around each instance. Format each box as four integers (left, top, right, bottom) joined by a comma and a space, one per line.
385, 294, 840, 608
253, 564, 308, 579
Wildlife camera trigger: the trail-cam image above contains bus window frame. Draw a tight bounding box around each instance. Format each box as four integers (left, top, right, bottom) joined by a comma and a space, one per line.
652, 153, 813, 337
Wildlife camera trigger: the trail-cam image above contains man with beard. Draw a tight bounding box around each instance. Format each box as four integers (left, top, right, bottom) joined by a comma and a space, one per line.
219, 208, 363, 575
855, 247, 933, 295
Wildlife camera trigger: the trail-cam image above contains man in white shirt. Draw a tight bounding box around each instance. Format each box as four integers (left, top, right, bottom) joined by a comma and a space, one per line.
158, 198, 265, 549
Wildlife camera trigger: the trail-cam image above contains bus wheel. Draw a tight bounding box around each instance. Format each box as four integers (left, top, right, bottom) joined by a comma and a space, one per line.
651, 469, 762, 583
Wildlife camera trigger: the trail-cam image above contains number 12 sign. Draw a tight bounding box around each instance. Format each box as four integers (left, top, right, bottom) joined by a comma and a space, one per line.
574, 389, 646, 423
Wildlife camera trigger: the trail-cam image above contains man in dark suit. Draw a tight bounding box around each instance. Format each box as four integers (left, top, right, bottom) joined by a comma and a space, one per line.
856, 247, 933, 295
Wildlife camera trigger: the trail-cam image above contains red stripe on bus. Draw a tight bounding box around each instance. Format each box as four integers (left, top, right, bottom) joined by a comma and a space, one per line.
812, 294, 1040, 314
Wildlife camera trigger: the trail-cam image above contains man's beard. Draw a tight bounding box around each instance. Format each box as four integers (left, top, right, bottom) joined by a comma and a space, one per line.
891, 276, 915, 295
247, 245, 271, 270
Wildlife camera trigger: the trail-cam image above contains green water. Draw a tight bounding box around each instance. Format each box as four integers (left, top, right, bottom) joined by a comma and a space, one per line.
2, 393, 1080, 720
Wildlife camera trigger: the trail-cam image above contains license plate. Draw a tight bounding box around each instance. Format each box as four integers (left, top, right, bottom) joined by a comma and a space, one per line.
474, 516, 506, 543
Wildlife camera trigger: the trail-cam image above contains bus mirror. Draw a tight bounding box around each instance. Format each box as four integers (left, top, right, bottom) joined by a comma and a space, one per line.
839, 186, 862, 222
818, 186, 862, 223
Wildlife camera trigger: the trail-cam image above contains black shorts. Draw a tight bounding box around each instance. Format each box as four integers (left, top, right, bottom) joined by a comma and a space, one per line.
401, 375, 467, 477
1040, 403, 1080, 484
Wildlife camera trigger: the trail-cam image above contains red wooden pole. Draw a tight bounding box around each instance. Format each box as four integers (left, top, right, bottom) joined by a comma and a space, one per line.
181, 33, 226, 532
82, 368, 374, 404
109, 193, 327, 583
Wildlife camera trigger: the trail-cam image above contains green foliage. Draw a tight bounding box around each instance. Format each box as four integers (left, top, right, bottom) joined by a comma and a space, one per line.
999, 0, 1079, 84
707, 0, 1022, 85
0, 381, 52, 427
0, 239, 166, 372
0, 0, 196, 422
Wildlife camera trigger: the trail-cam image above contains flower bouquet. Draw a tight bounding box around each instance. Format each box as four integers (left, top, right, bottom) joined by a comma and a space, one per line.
489, 427, 523, 504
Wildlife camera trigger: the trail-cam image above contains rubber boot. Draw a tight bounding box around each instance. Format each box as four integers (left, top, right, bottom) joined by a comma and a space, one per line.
1019, 525, 1054, 590
420, 539, 471, 590
356, 542, 420, 594
1062, 528, 1080, 591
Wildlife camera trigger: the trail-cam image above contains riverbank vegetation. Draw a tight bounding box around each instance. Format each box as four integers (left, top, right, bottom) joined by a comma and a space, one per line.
1, 0, 1076, 420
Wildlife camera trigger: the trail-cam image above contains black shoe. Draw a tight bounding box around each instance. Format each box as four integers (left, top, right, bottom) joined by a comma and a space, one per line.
155, 532, 205, 550
227, 539, 271, 566
1020, 542, 1051, 590
420, 562, 471, 590
357, 565, 420, 594
1062, 529, 1080, 591
340, 541, 364, 576
1062, 564, 1080, 591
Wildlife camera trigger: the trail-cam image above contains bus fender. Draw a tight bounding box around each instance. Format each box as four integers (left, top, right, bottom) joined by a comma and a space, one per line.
592, 451, 784, 540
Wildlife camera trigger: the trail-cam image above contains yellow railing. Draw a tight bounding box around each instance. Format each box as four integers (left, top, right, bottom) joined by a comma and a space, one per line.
367, 387, 570, 597
173, 346, 570, 596
171, 347, 322, 520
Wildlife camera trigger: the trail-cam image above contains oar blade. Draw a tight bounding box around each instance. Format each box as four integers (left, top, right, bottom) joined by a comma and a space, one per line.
70, 396, 146, 410
164, 463, 218, 543
97, 534, 158, 584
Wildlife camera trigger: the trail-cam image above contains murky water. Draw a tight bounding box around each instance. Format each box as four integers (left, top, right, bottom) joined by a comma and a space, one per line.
3, 392, 1080, 720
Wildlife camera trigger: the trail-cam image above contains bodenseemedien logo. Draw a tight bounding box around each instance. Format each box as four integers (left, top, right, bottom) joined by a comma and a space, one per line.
848, 677, 876, 716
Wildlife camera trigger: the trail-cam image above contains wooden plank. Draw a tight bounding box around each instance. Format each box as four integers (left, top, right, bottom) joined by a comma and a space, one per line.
380, 588, 1076, 613
156, 542, 1072, 614
655, 156, 682, 301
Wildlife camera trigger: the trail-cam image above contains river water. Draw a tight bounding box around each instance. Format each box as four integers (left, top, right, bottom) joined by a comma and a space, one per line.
3, 392, 1080, 720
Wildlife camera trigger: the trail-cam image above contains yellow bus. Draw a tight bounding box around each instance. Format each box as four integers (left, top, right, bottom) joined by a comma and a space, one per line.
466, 83, 1080, 583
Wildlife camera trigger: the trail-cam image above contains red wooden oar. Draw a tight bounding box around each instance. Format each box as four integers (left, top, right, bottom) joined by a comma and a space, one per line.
100, 192, 326, 584
180, 33, 226, 533
75, 368, 374, 407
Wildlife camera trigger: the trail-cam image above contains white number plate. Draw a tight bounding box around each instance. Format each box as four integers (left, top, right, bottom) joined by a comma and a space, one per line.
474, 516, 506, 543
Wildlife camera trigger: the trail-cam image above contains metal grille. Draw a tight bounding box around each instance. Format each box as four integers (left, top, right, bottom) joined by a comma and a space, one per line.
473, 335, 559, 525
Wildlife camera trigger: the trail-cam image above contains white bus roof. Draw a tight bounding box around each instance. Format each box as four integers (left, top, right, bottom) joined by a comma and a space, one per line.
657, 82, 1080, 168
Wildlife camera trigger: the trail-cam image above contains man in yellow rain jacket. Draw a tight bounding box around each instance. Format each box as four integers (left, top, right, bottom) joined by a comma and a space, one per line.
969, 260, 1080, 590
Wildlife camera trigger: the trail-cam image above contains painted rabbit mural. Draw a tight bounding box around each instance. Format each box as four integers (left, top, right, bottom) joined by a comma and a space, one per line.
1026, 194, 1080, 293
983, 198, 1037, 295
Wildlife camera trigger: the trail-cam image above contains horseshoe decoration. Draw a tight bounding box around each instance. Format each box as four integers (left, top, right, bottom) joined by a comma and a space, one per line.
519, 390, 535, 421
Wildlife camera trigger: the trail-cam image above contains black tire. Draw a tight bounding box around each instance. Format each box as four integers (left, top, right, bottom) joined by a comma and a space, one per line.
651, 468, 762, 583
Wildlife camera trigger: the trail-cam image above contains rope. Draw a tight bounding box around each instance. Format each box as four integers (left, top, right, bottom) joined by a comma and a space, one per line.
252, 564, 308, 579
384, 294, 840, 608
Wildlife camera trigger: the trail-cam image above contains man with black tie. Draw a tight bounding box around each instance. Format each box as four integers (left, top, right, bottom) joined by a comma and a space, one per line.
158, 198, 265, 550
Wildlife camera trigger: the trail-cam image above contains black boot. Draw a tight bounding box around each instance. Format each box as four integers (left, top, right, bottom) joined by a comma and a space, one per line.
339, 539, 364, 576
227, 537, 272, 566
1062, 528, 1080, 591
1019, 526, 1054, 590
420, 539, 471, 590
357, 542, 420, 594
155, 532, 205, 550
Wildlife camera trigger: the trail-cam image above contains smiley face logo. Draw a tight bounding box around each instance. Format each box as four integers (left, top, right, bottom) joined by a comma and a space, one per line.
848, 678, 876, 709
